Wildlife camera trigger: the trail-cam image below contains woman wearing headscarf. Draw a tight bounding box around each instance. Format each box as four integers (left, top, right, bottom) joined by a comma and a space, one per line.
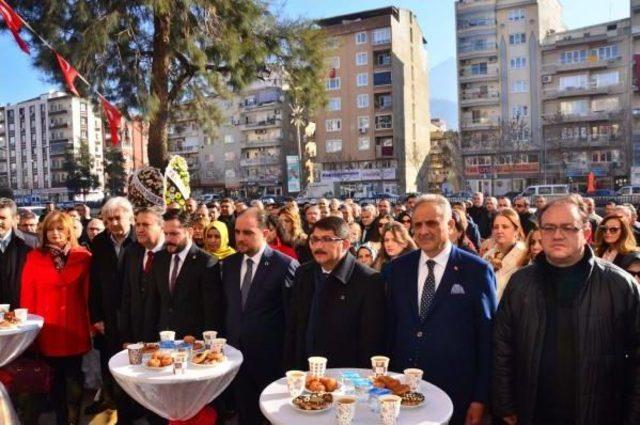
204, 220, 236, 261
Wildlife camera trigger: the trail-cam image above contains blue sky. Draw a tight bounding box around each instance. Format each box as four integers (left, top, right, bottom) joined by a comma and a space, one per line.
0, 0, 631, 105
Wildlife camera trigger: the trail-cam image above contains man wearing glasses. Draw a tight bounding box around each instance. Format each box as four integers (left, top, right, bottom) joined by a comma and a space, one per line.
493, 195, 640, 425
513, 196, 536, 236
285, 216, 386, 370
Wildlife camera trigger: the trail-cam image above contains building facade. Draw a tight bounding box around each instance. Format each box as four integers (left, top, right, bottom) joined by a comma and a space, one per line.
314, 7, 430, 196
428, 119, 463, 194
1, 92, 105, 202
104, 116, 149, 176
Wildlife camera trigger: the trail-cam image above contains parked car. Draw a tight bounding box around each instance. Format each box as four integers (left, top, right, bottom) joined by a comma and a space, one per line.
616, 186, 640, 196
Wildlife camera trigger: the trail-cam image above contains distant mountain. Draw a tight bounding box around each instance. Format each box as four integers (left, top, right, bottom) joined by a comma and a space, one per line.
429, 57, 459, 129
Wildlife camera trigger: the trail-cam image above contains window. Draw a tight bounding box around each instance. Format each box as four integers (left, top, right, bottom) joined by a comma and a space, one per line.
328, 97, 341, 111
471, 62, 488, 75
597, 45, 619, 60
375, 94, 392, 109
357, 94, 369, 108
510, 56, 526, 69
373, 71, 392, 86
358, 116, 370, 130
224, 135, 234, 144
559, 74, 588, 90
356, 32, 367, 44
329, 56, 340, 69
325, 119, 342, 132
511, 80, 528, 93
376, 52, 391, 66
560, 49, 587, 65
560, 99, 589, 116
326, 140, 342, 153
508, 9, 525, 22
325, 78, 341, 91
591, 96, 619, 112
509, 33, 526, 45
592, 71, 619, 87
358, 138, 370, 151
356, 52, 368, 66
372, 27, 391, 45
375, 115, 393, 130
357, 73, 368, 87
511, 105, 528, 118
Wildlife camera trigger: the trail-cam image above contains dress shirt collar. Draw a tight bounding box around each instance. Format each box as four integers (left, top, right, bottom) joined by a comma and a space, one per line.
172, 240, 193, 263
243, 242, 267, 266
420, 241, 453, 268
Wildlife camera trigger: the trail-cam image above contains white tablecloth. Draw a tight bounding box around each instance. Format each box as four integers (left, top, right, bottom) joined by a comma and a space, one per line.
259, 368, 454, 425
109, 344, 243, 421
0, 314, 44, 425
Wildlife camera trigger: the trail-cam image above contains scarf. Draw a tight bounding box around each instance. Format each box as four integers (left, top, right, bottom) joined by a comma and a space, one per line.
205, 221, 236, 260
47, 244, 71, 272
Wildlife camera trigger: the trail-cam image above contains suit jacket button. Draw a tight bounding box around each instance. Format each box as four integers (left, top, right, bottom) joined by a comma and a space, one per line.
416, 331, 423, 338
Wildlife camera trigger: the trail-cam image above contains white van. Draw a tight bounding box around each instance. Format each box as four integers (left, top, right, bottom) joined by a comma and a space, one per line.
520, 184, 569, 198
616, 186, 640, 195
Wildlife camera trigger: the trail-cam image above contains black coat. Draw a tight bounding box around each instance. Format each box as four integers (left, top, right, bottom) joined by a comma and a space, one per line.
518, 211, 537, 237
285, 253, 386, 370
493, 248, 640, 425
221, 246, 298, 385
144, 244, 222, 340
0, 233, 31, 308
89, 229, 136, 345
360, 218, 381, 244
119, 242, 156, 343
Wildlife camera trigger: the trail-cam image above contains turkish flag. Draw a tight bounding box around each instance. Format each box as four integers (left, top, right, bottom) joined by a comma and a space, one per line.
55, 53, 80, 96
0, 0, 30, 54
100, 96, 122, 146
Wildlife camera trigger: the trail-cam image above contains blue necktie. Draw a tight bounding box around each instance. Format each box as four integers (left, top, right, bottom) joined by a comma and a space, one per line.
419, 260, 436, 321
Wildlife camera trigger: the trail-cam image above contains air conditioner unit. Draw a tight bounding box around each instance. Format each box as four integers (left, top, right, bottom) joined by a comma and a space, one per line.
358, 127, 368, 134
542, 75, 553, 83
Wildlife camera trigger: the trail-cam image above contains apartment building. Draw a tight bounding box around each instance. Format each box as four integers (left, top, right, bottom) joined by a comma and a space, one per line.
631, 0, 640, 185
456, 0, 565, 195
428, 119, 463, 193
103, 116, 149, 177
1, 92, 105, 202
315, 7, 430, 196
541, 18, 632, 190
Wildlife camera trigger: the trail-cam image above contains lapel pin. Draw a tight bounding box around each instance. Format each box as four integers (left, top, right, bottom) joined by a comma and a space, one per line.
264, 260, 270, 266
192, 255, 197, 259
453, 266, 459, 271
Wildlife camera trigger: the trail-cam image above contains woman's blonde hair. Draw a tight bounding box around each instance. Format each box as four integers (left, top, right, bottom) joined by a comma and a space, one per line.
373, 222, 417, 270
594, 214, 638, 256
525, 228, 542, 262
39, 211, 78, 250
492, 208, 525, 241
278, 204, 306, 245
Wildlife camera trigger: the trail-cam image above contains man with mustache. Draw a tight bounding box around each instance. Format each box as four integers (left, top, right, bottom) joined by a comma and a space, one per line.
220, 207, 298, 425
285, 216, 386, 370
145, 209, 221, 340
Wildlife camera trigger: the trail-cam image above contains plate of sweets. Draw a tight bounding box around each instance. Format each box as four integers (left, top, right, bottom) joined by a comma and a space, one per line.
372, 375, 426, 408
142, 351, 174, 371
290, 393, 334, 413
0, 311, 20, 331
305, 376, 341, 394
190, 350, 226, 367
182, 335, 205, 351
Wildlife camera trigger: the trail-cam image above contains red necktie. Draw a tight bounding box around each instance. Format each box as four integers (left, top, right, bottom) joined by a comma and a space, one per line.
144, 251, 154, 275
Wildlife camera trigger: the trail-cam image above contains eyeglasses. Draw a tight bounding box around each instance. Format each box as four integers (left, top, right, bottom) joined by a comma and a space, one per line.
514, 203, 525, 208
309, 236, 344, 245
602, 226, 621, 234
540, 224, 583, 236
401, 219, 412, 224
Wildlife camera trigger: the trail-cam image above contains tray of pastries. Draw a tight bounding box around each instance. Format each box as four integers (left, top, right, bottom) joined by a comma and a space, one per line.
305, 376, 340, 393
143, 351, 173, 370
372, 375, 425, 408
190, 350, 226, 367
0, 312, 20, 331
291, 393, 333, 413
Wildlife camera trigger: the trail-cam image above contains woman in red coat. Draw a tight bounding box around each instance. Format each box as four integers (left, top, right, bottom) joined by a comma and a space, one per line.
20, 211, 92, 425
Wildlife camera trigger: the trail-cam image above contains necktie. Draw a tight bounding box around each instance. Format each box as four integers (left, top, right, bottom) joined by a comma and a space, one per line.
144, 251, 154, 275
0, 240, 6, 253
169, 254, 180, 295
419, 260, 436, 321
241, 258, 254, 309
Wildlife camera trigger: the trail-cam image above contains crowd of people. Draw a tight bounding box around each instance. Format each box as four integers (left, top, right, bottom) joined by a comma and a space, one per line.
0, 191, 639, 425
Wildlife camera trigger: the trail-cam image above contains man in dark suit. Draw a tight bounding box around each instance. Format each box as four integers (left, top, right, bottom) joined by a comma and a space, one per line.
221, 207, 298, 425
386, 194, 497, 425
219, 197, 236, 248
145, 209, 221, 340
88, 197, 136, 413
0, 199, 31, 308
285, 216, 386, 370
359, 204, 380, 243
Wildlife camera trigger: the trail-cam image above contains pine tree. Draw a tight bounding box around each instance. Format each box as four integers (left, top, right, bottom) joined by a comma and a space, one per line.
13, 0, 326, 168
103, 147, 127, 196
63, 141, 100, 200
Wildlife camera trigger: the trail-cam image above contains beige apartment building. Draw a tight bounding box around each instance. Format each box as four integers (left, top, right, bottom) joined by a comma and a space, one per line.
315, 7, 430, 196
456, 0, 565, 196
541, 18, 632, 190
631, 0, 640, 186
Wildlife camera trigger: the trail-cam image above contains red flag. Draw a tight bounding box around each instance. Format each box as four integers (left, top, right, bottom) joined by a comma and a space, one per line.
100, 96, 122, 146
0, 0, 29, 54
55, 53, 80, 96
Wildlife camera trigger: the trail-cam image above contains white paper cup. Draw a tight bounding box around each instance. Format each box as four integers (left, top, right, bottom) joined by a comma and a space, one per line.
286, 370, 306, 398
211, 338, 227, 354
173, 349, 188, 375
203, 330, 217, 349
371, 356, 390, 377
403, 368, 424, 392
126, 343, 144, 365
379, 395, 402, 425
308, 356, 328, 378
0, 304, 9, 313
159, 330, 175, 342
335, 396, 357, 425
14, 308, 28, 322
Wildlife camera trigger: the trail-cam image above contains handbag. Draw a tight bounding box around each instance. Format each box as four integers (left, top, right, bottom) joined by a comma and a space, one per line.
0, 355, 53, 394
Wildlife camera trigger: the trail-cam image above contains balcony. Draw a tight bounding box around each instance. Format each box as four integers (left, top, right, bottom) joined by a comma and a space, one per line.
49, 123, 68, 130
542, 110, 622, 124
48, 109, 67, 115
240, 99, 282, 112
547, 135, 622, 149
458, 42, 497, 59
456, 19, 496, 35
542, 83, 624, 99
240, 156, 280, 167
242, 138, 282, 148
168, 143, 200, 154
542, 56, 623, 74
456, 0, 495, 12
460, 91, 499, 106
460, 116, 500, 130
458, 64, 499, 83
241, 117, 282, 130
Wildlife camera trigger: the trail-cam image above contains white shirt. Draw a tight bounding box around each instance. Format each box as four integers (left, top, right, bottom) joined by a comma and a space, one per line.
417, 241, 453, 305
169, 241, 192, 283
240, 243, 267, 289
143, 237, 165, 269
